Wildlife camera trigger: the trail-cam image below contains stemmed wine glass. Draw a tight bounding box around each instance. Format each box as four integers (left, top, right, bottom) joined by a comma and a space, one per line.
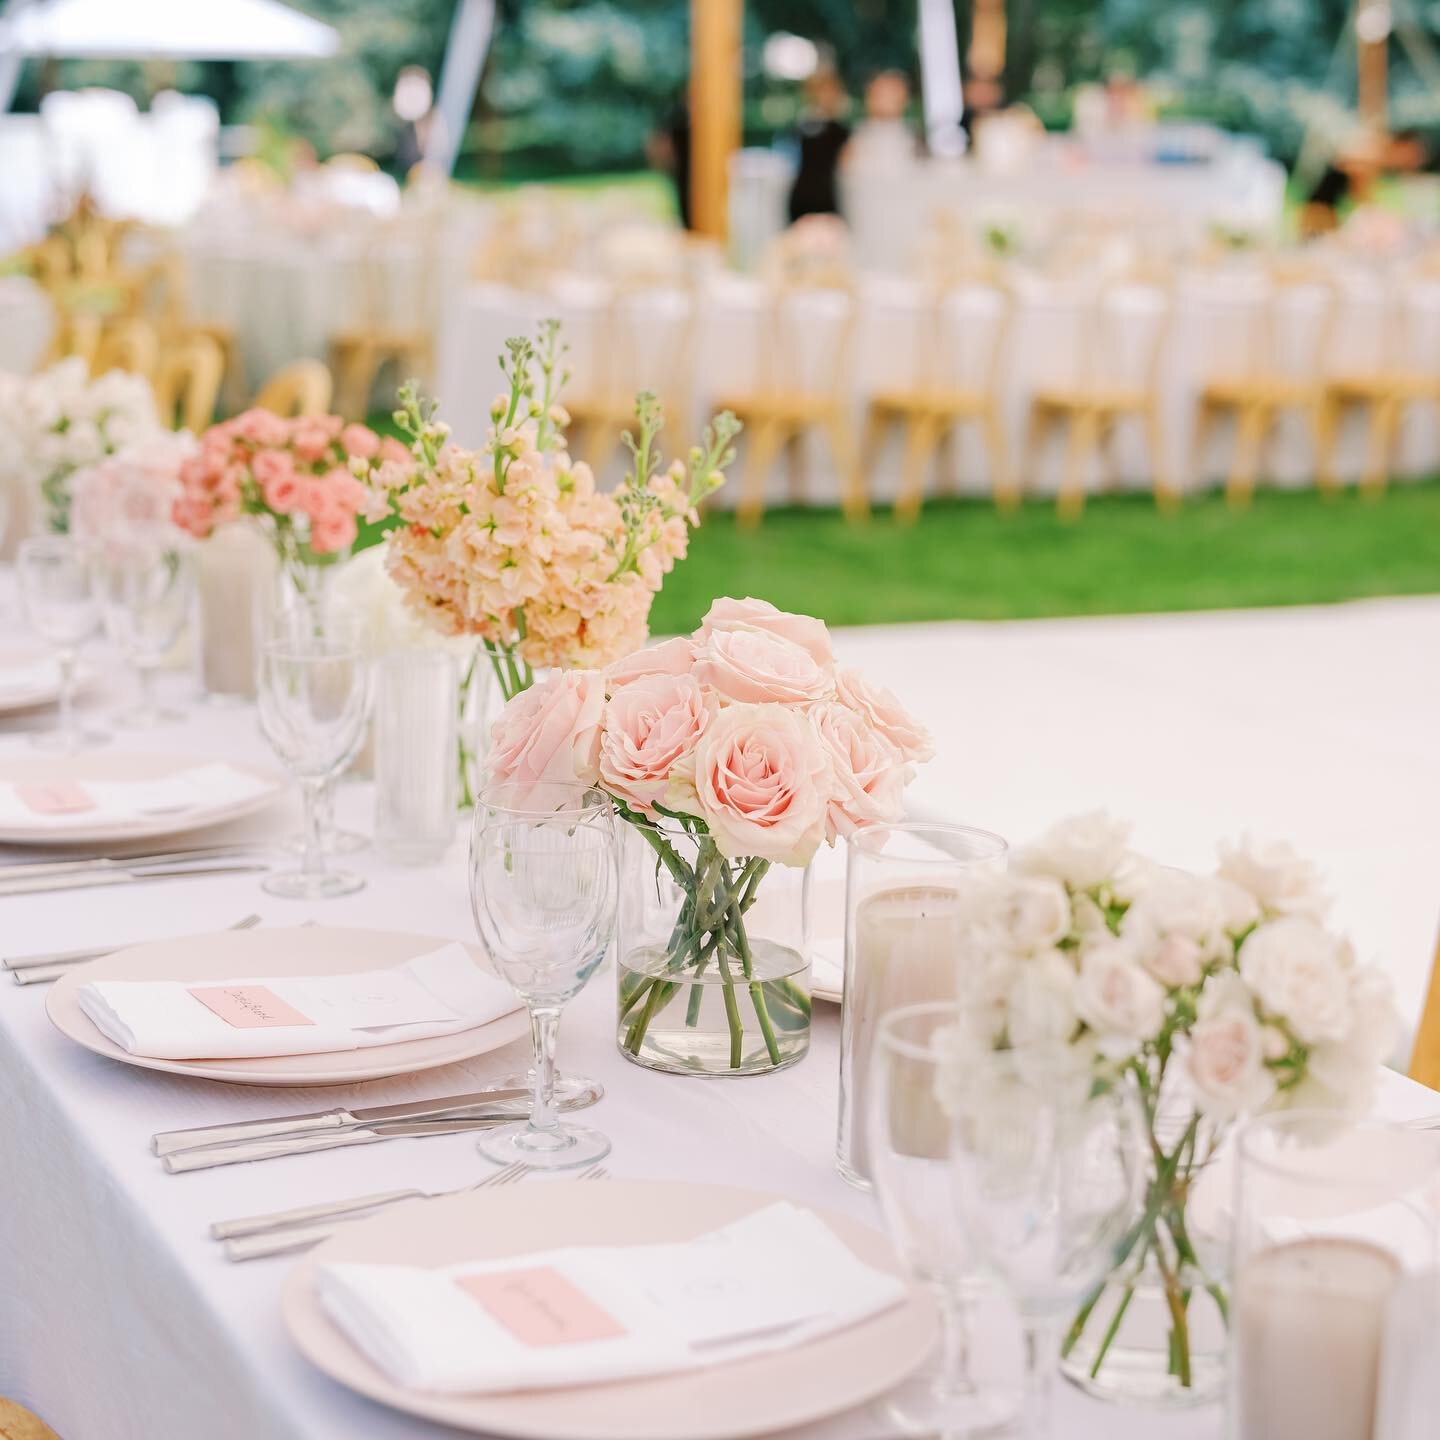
868, 1003, 1018, 1436
16, 535, 107, 752
469, 782, 617, 1169
94, 546, 196, 727
256, 618, 371, 899
945, 1046, 1147, 1438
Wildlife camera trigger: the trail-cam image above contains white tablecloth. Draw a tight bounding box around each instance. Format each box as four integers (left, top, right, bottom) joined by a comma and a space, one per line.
2, 595, 1439, 1439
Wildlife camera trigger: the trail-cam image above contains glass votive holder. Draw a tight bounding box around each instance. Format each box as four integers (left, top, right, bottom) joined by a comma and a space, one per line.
374, 648, 458, 864
1231, 1112, 1440, 1440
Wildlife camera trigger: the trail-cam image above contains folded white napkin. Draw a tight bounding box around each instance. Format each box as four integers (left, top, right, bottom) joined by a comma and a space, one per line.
0, 763, 275, 828
78, 943, 519, 1059
317, 1202, 907, 1395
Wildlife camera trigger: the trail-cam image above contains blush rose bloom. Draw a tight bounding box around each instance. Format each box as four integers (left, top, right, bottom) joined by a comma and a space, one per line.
812, 702, 907, 841
688, 702, 832, 866
693, 627, 834, 707
1074, 939, 1166, 1055
1186, 975, 1276, 1120
603, 636, 696, 693
696, 596, 834, 666
1238, 917, 1352, 1045
487, 669, 604, 809
832, 667, 934, 764
599, 673, 711, 815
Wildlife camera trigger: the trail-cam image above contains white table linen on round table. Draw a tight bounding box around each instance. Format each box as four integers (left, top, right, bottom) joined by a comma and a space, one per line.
2, 594, 1439, 1439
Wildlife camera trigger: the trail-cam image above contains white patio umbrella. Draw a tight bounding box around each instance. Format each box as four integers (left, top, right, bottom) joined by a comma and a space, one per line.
0, 0, 340, 61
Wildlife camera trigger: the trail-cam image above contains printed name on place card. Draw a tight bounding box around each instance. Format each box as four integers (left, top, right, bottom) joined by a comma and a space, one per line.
456, 1267, 629, 1347
16, 781, 95, 814
187, 985, 316, 1029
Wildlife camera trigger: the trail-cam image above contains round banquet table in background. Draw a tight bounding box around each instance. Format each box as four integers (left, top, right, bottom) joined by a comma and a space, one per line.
1, 576, 1439, 1440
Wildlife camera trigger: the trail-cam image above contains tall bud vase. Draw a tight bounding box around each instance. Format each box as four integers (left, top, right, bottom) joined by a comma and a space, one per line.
616, 817, 812, 1077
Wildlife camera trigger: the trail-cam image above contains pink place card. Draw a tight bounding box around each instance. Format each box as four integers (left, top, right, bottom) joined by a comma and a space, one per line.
456, 1267, 629, 1347
16, 781, 95, 815
187, 985, 316, 1029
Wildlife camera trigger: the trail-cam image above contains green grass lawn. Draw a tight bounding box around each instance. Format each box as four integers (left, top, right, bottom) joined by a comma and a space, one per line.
644, 483, 1440, 634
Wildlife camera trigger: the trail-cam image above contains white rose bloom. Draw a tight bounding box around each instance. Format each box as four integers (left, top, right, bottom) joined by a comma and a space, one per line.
1122, 871, 1228, 989
1007, 949, 1080, 1047
331, 543, 469, 659
1185, 974, 1275, 1119
1218, 836, 1329, 919
1238, 918, 1352, 1046
1070, 891, 1111, 944
1213, 877, 1263, 936
1016, 811, 1130, 890
972, 874, 1071, 951
1074, 938, 1166, 1054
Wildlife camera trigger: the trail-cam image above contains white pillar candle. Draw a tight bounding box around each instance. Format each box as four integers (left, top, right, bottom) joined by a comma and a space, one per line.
196, 526, 275, 701
1234, 1237, 1402, 1440
839, 884, 967, 1181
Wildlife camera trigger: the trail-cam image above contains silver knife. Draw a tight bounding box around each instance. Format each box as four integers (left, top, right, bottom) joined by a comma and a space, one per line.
152, 1085, 536, 1156
163, 1113, 552, 1172
0, 861, 266, 896
0, 845, 263, 883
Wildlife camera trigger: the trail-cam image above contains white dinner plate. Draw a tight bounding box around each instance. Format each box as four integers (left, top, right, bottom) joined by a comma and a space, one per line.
283, 1180, 936, 1440
46, 926, 530, 1086
0, 751, 285, 846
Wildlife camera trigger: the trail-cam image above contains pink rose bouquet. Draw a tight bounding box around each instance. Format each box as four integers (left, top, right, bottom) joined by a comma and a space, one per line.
172, 408, 403, 606
486, 596, 933, 1071
362, 321, 739, 701
71, 429, 195, 553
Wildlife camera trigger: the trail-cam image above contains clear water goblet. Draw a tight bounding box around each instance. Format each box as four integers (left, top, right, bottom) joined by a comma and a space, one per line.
469, 783, 617, 1170
256, 620, 371, 899
16, 535, 107, 752
946, 1047, 1148, 1438
868, 1002, 1018, 1436
94, 546, 196, 727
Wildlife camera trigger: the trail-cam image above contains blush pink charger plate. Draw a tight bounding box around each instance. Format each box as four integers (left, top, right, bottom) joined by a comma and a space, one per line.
0, 751, 286, 846
283, 1179, 938, 1440
46, 926, 530, 1086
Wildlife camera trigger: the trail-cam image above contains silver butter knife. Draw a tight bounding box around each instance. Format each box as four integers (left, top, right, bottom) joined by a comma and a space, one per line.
152, 1085, 536, 1156
6, 913, 263, 974
0, 844, 262, 884
163, 1114, 533, 1172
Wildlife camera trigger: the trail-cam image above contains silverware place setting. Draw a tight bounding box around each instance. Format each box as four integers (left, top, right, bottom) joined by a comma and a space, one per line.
0, 849, 271, 897
6, 913, 263, 986
218, 1163, 611, 1262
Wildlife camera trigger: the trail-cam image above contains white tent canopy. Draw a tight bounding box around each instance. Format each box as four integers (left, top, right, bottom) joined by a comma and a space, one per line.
0, 0, 340, 61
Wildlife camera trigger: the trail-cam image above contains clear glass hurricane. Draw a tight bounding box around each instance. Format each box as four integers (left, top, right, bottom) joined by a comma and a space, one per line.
16, 535, 107, 752
946, 1047, 1148, 1439
469, 783, 617, 1170
94, 546, 196, 727
256, 620, 371, 900
867, 1003, 1018, 1437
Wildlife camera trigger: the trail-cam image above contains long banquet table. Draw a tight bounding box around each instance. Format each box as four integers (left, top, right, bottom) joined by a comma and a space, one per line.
3, 597, 1439, 1439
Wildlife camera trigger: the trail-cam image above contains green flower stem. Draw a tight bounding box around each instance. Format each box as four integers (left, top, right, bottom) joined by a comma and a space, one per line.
713, 944, 745, 1070
727, 896, 781, 1067
1089, 1281, 1137, 1381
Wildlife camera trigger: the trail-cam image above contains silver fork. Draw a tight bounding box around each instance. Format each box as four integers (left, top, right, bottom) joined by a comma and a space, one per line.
221, 1162, 609, 1263
9, 913, 263, 987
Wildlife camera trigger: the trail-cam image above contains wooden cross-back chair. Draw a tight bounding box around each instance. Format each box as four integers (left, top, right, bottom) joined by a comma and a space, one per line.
154, 334, 224, 433
1410, 927, 1440, 1091
254, 359, 334, 417
862, 278, 1017, 523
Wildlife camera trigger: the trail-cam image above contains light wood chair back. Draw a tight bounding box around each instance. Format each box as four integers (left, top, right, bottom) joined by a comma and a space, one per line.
92, 317, 159, 380
153, 334, 224, 432
1410, 927, 1440, 1091
254, 359, 334, 417
0, 1396, 62, 1440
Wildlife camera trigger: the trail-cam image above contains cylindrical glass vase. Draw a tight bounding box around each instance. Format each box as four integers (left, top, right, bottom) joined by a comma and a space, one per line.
374, 649, 458, 864
616, 817, 811, 1077
836, 820, 1008, 1189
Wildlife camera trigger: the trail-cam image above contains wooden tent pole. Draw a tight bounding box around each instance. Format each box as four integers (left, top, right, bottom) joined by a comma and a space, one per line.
690, 0, 742, 242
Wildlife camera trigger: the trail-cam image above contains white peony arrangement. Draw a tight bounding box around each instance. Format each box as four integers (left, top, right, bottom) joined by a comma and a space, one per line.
0, 358, 162, 534
941, 811, 1401, 1393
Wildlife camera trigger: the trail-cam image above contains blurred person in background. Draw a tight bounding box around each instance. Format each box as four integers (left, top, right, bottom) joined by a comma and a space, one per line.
787, 67, 850, 223
392, 65, 435, 177
845, 69, 916, 170
648, 94, 693, 230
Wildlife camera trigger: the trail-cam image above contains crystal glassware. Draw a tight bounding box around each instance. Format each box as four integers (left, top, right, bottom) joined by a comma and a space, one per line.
469, 783, 617, 1169
255, 620, 371, 899
946, 1048, 1147, 1439
1231, 1113, 1440, 1440
16, 535, 107, 752
374, 648, 458, 864
837, 821, 1008, 1188
867, 1002, 1019, 1437
94, 545, 196, 727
